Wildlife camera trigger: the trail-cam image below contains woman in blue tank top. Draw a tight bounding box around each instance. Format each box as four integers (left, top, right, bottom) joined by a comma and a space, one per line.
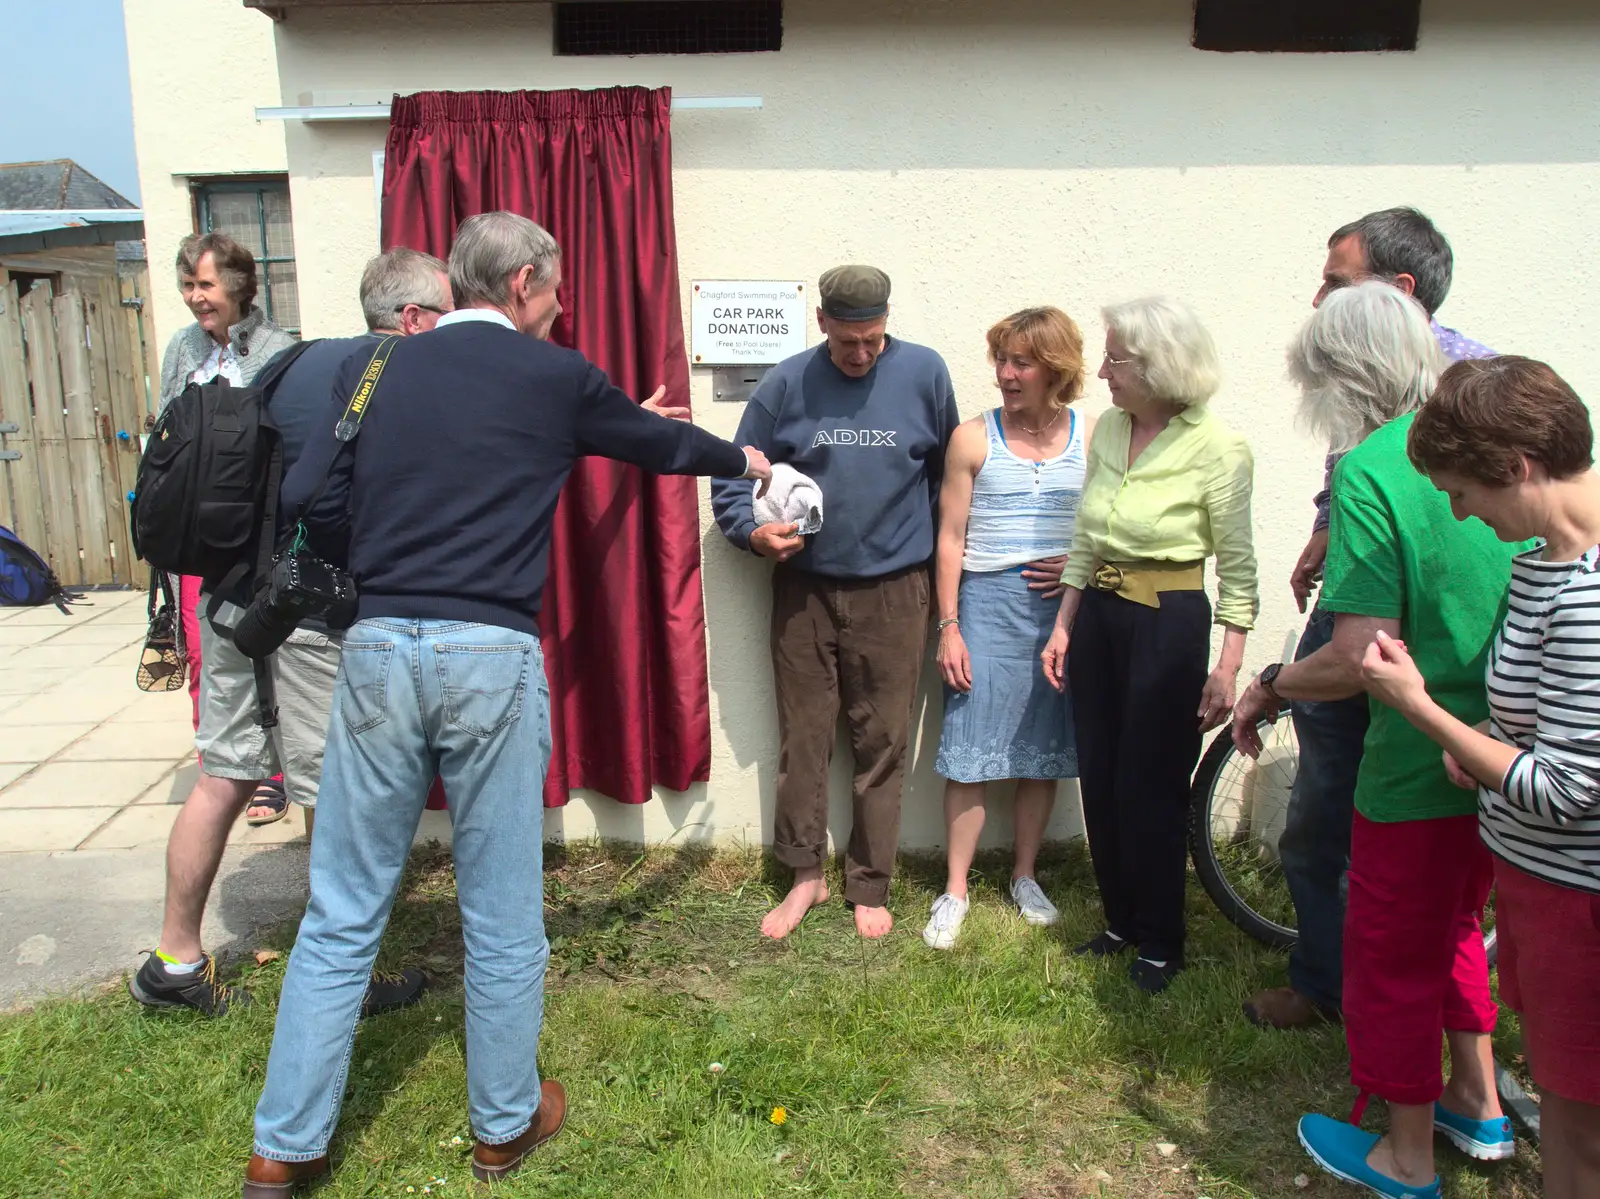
923, 307, 1092, 950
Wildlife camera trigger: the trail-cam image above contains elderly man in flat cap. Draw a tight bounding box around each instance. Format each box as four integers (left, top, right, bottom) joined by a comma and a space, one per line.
713, 265, 959, 938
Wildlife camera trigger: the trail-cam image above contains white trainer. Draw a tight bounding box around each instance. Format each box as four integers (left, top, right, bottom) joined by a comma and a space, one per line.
922, 892, 970, 950
1010, 876, 1060, 926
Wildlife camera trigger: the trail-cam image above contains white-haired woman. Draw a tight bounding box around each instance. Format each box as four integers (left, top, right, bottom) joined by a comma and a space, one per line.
158, 233, 297, 824
1040, 296, 1258, 994
1231, 283, 1515, 1198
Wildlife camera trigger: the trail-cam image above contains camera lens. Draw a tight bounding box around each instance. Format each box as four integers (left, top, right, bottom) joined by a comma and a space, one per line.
233, 596, 297, 660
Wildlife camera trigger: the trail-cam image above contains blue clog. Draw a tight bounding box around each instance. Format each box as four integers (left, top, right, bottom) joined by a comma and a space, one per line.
1297, 1114, 1442, 1199
1433, 1102, 1515, 1161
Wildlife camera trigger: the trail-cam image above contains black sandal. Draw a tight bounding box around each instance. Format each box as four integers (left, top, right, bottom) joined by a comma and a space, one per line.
246, 782, 289, 827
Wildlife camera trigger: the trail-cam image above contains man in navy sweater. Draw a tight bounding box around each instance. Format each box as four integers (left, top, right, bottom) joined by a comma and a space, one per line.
243, 212, 769, 1196
712, 266, 959, 940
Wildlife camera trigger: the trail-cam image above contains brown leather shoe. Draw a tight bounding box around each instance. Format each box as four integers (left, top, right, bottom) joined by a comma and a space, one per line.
472, 1080, 567, 1182
1243, 986, 1341, 1030
241, 1152, 330, 1197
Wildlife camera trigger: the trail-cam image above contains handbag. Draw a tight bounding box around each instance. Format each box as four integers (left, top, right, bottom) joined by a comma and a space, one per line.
135, 573, 187, 692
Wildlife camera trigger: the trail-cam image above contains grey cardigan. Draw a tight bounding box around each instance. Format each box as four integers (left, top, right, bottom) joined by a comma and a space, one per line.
158, 305, 297, 406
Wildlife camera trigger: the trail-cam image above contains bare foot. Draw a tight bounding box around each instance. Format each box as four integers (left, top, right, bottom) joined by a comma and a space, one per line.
854, 904, 893, 939
760, 878, 829, 939
1365, 1135, 1435, 1190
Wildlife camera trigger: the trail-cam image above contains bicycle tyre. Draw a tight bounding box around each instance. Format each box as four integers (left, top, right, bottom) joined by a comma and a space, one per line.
1189, 721, 1298, 951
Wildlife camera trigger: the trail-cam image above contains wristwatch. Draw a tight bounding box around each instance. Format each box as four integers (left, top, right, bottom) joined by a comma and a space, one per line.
1259, 662, 1283, 702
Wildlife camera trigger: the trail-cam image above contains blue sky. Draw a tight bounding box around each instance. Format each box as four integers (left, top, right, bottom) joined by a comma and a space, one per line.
2, 0, 140, 202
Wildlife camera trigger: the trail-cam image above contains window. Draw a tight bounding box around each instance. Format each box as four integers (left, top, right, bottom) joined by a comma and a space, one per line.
1193, 0, 1419, 53
193, 179, 301, 335
554, 1, 782, 56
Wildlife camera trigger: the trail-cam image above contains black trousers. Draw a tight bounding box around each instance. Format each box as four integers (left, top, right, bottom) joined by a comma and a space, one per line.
1068, 587, 1210, 963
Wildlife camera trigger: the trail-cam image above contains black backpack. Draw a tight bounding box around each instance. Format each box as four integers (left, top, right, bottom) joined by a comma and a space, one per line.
130, 342, 315, 584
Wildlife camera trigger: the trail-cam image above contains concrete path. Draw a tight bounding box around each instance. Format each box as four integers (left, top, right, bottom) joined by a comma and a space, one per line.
0, 589, 446, 1008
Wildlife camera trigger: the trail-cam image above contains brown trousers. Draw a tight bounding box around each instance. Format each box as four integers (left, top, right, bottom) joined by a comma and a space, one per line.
769, 563, 930, 906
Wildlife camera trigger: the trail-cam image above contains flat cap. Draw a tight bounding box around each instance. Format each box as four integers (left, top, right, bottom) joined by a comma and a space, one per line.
818, 265, 890, 321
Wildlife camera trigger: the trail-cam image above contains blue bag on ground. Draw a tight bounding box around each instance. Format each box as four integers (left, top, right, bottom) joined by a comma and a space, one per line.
0, 523, 66, 607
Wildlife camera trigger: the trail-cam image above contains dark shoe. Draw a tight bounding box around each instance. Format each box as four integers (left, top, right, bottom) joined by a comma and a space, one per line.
1129, 956, 1183, 995
472, 1080, 568, 1182
1073, 931, 1131, 957
246, 782, 290, 827
129, 952, 250, 1017
241, 1152, 329, 1197
1243, 986, 1340, 1030
361, 968, 427, 1019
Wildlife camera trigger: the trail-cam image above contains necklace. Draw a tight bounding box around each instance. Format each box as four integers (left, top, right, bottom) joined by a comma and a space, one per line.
1009, 406, 1064, 438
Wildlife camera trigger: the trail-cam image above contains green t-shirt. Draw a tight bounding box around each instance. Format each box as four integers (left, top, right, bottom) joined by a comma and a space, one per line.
1321, 413, 1529, 822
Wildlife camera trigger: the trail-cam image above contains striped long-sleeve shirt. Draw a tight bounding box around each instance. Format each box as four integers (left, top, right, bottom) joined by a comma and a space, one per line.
1481, 544, 1600, 894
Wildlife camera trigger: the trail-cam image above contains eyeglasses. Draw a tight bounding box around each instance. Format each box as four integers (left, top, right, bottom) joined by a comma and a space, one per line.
1102, 352, 1137, 367
400, 303, 448, 316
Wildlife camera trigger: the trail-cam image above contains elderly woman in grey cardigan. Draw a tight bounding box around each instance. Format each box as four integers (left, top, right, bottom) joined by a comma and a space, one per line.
160, 232, 296, 823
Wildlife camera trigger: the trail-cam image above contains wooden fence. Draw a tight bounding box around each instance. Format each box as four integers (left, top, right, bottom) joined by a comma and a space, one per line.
0, 274, 153, 589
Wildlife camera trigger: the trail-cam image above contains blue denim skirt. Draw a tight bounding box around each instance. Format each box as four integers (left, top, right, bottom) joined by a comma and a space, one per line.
935, 568, 1078, 783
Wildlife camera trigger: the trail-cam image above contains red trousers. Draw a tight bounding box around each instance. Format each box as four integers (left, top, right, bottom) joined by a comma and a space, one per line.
1343, 811, 1497, 1106
180, 574, 204, 734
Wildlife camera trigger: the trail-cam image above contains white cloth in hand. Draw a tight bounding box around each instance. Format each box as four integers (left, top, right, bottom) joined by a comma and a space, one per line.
753, 463, 824, 534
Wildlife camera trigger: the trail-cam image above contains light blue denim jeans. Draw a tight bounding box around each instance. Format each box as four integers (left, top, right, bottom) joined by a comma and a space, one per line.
253, 619, 553, 1161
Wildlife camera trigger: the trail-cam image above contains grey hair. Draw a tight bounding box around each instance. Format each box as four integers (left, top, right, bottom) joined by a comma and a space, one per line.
1289, 281, 1444, 453
359, 247, 449, 331
1101, 295, 1221, 408
448, 212, 561, 308
1328, 207, 1453, 316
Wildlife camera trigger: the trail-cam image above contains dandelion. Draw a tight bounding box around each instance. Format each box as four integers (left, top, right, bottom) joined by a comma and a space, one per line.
769, 1106, 788, 1126
708, 1062, 725, 1075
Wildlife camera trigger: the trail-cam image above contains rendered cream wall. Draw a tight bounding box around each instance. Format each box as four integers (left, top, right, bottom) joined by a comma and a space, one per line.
122, 0, 290, 353
125, 0, 1600, 852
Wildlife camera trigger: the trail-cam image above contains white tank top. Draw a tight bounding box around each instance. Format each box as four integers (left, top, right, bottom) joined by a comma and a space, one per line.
961, 407, 1086, 573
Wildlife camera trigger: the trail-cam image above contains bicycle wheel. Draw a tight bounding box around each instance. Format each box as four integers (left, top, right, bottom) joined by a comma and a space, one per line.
1189, 717, 1299, 950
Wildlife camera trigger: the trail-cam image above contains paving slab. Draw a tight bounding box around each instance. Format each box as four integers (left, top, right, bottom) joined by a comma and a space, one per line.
0, 723, 97, 764
58, 719, 197, 762
79, 803, 183, 850
134, 759, 201, 804
6, 683, 143, 726
0, 807, 122, 852
0, 759, 181, 810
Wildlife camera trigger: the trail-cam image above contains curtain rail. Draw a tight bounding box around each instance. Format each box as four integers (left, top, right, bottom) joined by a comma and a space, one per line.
257, 96, 762, 122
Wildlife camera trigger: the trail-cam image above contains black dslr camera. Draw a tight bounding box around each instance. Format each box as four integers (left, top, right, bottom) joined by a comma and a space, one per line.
233, 550, 359, 659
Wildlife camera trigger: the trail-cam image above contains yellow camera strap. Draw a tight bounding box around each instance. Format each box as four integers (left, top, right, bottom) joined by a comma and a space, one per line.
334, 334, 399, 443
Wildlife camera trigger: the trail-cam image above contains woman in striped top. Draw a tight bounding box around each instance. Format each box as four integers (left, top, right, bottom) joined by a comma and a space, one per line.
1363, 356, 1600, 1199
924, 307, 1091, 951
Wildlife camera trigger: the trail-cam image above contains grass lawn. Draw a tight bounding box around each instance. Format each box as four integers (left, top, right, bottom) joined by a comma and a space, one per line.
0, 841, 1541, 1198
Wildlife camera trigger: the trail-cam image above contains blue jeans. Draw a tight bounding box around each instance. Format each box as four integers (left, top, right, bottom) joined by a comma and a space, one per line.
1278, 607, 1369, 1011
253, 619, 553, 1161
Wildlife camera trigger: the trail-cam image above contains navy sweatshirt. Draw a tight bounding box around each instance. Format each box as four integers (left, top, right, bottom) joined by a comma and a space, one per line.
710, 338, 958, 578
280, 318, 749, 636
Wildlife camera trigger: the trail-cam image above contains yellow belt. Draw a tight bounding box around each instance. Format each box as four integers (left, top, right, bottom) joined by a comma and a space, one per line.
1088, 559, 1204, 609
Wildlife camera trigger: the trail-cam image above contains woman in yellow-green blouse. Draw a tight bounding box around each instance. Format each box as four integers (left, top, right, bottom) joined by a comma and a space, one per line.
1040, 295, 1259, 994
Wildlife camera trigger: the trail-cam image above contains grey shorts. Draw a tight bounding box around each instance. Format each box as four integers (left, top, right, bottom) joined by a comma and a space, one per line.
195, 597, 341, 807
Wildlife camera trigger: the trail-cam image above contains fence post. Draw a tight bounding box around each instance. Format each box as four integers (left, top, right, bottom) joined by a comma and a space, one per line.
19, 284, 81, 583
56, 293, 116, 584
0, 281, 49, 547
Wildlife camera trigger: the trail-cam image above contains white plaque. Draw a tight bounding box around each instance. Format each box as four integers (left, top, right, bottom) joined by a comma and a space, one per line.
690, 280, 807, 366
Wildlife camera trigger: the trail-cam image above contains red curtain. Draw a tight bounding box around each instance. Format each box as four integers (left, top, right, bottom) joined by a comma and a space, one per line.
381, 88, 711, 807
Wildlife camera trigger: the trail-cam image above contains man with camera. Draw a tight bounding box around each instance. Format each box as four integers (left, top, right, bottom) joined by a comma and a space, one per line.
239, 211, 769, 1195
128, 248, 455, 1019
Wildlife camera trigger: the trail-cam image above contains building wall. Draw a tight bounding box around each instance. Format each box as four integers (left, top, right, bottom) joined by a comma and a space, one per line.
123, 0, 1600, 852
121, 0, 289, 350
